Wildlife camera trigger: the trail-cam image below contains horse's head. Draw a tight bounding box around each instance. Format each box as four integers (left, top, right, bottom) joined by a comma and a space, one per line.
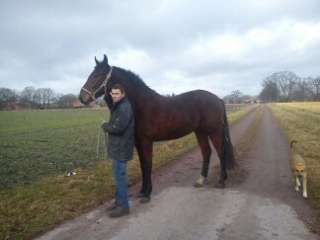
79, 54, 113, 105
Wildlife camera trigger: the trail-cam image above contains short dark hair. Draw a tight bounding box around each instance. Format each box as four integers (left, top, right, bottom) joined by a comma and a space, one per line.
111, 83, 125, 93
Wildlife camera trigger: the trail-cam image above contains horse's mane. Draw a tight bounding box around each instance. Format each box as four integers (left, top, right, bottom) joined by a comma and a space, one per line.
115, 67, 159, 96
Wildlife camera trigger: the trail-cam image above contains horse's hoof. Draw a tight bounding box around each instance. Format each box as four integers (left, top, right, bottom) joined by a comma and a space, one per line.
140, 196, 151, 204
194, 176, 207, 188
303, 192, 308, 198
194, 182, 204, 188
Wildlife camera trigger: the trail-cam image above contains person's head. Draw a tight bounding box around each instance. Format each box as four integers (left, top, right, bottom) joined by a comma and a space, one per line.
110, 84, 125, 103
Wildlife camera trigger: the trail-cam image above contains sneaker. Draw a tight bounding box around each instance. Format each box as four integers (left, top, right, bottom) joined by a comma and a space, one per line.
109, 206, 130, 218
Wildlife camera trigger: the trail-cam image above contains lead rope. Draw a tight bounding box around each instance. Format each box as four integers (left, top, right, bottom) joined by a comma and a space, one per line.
96, 120, 109, 160
96, 123, 102, 160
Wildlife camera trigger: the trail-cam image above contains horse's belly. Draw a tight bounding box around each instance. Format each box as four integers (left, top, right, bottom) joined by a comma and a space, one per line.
152, 126, 194, 141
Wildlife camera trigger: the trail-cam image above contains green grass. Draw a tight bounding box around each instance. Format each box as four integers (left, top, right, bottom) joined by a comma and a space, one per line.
0, 105, 255, 240
0, 109, 109, 189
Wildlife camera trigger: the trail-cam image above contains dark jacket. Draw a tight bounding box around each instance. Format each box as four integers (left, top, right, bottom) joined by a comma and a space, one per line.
101, 97, 135, 161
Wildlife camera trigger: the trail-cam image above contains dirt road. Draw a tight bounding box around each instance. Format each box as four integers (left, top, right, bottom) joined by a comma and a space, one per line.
37, 105, 319, 240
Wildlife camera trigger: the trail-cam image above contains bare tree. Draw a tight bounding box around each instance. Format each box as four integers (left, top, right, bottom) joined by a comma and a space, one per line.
231, 90, 243, 103
20, 86, 36, 107
264, 71, 300, 101
223, 90, 245, 103
0, 88, 17, 110
292, 79, 307, 101
259, 71, 320, 102
33, 88, 47, 108
42, 88, 55, 107
259, 79, 279, 102
312, 77, 320, 100
57, 94, 78, 108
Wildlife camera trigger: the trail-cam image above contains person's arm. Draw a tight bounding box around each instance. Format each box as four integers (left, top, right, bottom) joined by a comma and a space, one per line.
101, 104, 132, 135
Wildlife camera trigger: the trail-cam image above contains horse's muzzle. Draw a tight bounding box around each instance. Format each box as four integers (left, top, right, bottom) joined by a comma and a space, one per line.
79, 90, 92, 105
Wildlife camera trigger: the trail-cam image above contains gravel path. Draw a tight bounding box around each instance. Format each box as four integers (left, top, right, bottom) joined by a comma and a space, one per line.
37, 105, 319, 240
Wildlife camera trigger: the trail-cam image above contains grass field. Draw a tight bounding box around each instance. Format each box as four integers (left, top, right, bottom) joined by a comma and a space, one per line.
0, 109, 110, 189
0, 104, 256, 240
270, 102, 320, 221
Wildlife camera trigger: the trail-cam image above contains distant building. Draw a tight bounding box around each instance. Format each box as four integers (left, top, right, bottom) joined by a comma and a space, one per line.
72, 99, 83, 108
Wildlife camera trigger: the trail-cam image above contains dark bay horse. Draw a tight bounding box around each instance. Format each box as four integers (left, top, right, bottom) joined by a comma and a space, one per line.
79, 54, 235, 202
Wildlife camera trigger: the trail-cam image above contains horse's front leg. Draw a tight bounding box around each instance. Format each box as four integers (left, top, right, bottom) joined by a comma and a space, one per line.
302, 172, 308, 198
136, 140, 153, 203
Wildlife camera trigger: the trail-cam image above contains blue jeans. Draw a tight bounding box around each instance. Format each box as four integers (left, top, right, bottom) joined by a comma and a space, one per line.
112, 159, 129, 209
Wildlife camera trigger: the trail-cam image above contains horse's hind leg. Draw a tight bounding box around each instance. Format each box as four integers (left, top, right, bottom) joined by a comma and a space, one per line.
209, 130, 227, 188
194, 131, 212, 188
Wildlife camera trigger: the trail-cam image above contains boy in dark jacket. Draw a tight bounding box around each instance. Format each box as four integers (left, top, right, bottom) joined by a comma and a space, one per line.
101, 83, 134, 218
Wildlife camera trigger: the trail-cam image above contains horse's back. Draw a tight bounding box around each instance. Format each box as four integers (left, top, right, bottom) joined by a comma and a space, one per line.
170, 90, 225, 130
172, 89, 224, 112
175, 89, 220, 99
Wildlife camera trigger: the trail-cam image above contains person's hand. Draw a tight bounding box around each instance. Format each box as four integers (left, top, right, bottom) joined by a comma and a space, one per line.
101, 121, 109, 132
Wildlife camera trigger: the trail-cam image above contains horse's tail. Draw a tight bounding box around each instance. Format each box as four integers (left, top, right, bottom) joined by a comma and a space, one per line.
222, 101, 236, 169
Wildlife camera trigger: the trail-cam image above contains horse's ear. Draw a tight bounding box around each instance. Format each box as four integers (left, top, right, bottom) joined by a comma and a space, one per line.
103, 54, 109, 65
95, 56, 100, 65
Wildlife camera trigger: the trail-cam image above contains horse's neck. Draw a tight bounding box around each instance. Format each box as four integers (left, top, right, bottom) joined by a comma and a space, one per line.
115, 70, 163, 109
126, 87, 163, 110
104, 84, 162, 112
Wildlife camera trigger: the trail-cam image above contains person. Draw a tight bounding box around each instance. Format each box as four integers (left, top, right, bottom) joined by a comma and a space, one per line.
101, 83, 134, 218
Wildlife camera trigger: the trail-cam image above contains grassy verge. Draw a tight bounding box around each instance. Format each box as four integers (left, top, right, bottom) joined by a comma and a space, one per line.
269, 102, 320, 225
0, 105, 256, 240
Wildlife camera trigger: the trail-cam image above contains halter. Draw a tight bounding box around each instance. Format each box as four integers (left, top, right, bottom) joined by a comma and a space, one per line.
81, 67, 113, 100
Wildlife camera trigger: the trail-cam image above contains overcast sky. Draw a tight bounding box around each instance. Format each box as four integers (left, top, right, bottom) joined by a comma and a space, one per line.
1, 0, 319, 97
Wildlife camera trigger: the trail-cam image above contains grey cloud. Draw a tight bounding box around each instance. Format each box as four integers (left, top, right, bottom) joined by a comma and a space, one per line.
0, 0, 320, 95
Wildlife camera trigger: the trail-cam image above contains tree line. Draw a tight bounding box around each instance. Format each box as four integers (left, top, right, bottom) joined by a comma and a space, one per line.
1, 71, 319, 110
223, 90, 257, 104
259, 71, 320, 102
0, 86, 85, 110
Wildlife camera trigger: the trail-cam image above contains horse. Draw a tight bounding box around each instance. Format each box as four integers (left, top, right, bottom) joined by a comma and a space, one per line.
79, 54, 235, 202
